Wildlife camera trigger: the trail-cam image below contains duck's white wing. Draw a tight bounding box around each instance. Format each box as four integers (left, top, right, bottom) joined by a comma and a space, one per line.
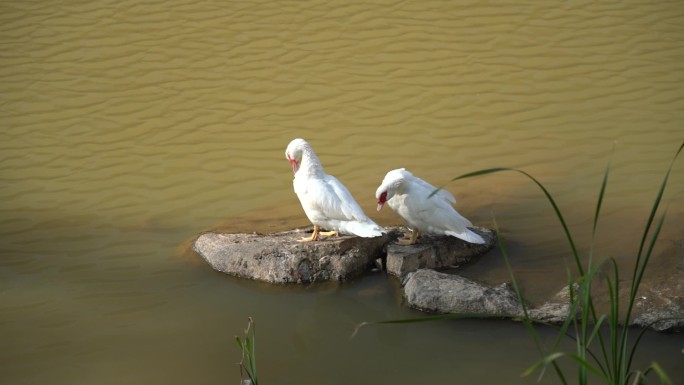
323, 174, 368, 220
297, 173, 385, 237
422, 196, 473, 228
405, 176, 485, 243
298, 173, 366, 222
404, 179, 465, 225
409, 175, 456, 204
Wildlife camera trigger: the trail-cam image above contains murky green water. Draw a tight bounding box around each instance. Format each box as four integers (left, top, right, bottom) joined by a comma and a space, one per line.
2, 1, 683, 384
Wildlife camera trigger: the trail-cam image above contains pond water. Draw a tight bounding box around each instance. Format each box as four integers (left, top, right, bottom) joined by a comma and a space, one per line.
1, 1, 683, 384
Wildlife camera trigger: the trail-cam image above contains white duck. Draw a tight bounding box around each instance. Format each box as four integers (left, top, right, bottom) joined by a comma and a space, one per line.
285, 138, 385, 242
375, 168, 485, 245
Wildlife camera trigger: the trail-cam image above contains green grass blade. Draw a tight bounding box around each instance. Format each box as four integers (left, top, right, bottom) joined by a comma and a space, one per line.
626, 315, 684, 375
493, 218, 568, 385
579, 146, 613, 383
592, 157, 611, 238
434, 167, 584, 275
235, 318, 258, 385
587, 314, 606, 346
586, 313, 609, 376
550, 270, 579, 352
522, 352, 566, 378
430, 168, 512, 194
646, 362, 673, 385
511, 169, 583, 274
351, 312, 527, 339
524, 352, 609, 383
634, 142, 683, 268
492, 217, 529, 319
250, 320, 257, 383
633, 212, 667, 294
619, 211, 668, 380
246, 337, 256, 380
565, 353, 612, 383
369, 313, 503, 324
581, 259, 613, 378
604, 258, 620, 382
620, 142, 682, 380
589, 159, 611, 269
626, 324, 655, 377
632, 142, 683, 292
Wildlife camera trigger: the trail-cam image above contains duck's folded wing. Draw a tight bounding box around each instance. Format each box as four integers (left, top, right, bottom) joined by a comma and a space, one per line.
325, 175, 367, 220
302, 175, 366, 221
410, 176, 456, 204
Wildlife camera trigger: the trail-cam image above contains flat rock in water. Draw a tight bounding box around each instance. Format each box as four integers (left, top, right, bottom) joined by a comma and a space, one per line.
193, 226, 497, 284
386, 227, 496, 280
630, 268, 684, 332
404, 269, 523, 316
403, 269, 684, 333
193, 228, 395, 283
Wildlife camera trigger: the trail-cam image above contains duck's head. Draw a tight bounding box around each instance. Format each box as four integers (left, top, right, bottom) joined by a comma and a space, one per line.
375, 168, 409, 211
285, 138, 310, 175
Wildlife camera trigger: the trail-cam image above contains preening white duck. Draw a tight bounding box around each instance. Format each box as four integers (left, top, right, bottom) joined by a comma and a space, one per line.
375, 168, 485, 245
285, 138, 385, 242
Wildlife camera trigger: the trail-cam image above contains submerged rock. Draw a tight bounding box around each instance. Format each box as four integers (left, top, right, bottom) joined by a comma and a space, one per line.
402, 269, 684, 333
631, 269, 684, 332
528, 284, 579, 324
404, 269, 523, 316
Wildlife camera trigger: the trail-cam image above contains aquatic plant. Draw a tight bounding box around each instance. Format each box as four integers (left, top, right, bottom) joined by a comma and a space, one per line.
361, 142, 683, 385
236, 317, 259, 385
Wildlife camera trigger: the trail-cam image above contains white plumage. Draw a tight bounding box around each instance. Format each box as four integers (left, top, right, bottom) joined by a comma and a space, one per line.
285, 138, 385, 241
375, 168, 484, 244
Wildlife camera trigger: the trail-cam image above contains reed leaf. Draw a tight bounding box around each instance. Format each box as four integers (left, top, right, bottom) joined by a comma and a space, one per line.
236, 317, 258, 385
592, 159, 611, 239
645, 362, 672, 385
634, 142, 683, 271
352, 312, 521, 339
432, 167, 583, 275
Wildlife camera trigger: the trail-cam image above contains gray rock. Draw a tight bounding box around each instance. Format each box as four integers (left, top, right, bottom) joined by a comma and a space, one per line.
631, 270, 684, 332
404, 269, 524, 316
632, 306, 683, 332
193, 226, 496, 284
528, 284, 579, 324
192, 228, 396, 283
386, 227, 496, 280
402, 269, 683, 333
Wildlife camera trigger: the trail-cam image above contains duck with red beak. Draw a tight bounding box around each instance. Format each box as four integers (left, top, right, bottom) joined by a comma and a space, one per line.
375, 168, 484, 245
285, 138, 385, 242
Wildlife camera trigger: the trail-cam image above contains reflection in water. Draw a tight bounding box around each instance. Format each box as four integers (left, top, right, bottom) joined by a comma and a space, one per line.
1, 0, 683, 384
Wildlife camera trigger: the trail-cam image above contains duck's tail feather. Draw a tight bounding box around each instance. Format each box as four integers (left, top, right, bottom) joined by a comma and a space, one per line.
343, 220, 386, 238
445, 228, 485, 244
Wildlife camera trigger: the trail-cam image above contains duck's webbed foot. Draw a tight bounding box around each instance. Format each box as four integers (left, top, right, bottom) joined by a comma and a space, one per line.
298, 225, 321, 242
318, 230, 338, 238
397, 230, 420, 245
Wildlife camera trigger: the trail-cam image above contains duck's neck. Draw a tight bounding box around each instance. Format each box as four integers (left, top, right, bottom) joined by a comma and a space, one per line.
298, 146, 324, 177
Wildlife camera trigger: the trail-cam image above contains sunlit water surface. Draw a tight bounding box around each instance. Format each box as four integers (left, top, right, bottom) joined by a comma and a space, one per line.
1, 1, 683, 384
